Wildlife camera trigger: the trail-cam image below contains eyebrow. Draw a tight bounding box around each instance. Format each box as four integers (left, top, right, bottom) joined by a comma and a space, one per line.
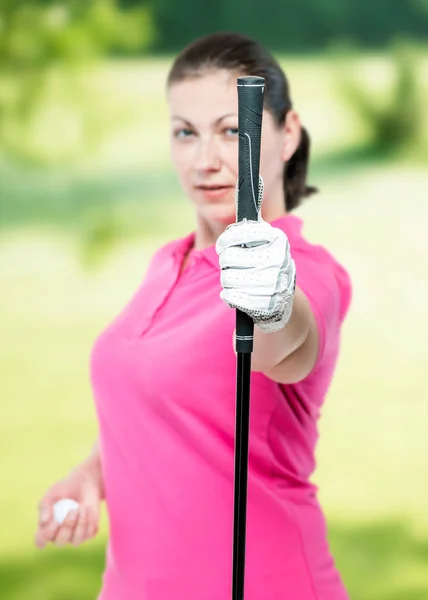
171, 113, 238, 126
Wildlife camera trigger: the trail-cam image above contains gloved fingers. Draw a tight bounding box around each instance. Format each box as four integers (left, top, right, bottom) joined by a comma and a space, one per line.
219, 234, 289, 270
220, 288, 278, 314
220, 264, 291, 296
215, 221, 286, 255
219, 245, 268, 270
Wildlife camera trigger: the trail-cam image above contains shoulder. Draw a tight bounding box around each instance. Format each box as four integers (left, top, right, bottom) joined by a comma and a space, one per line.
146, 232, 195, 269
273, 213, 347, 270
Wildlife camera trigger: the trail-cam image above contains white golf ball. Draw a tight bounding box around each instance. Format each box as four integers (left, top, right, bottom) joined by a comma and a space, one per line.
53, 498, 79, 525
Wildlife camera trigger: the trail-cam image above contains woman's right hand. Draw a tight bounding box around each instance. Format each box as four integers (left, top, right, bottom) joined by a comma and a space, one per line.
35, 453, 104, 549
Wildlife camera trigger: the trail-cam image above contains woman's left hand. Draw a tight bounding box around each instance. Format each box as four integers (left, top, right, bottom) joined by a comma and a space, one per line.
215, 220, 296, 333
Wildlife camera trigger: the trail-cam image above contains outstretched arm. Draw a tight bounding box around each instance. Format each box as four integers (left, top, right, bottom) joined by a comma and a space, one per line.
252, 287, 319, 383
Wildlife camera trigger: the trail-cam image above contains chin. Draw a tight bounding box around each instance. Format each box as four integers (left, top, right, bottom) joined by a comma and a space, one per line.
198, 203, 236, 227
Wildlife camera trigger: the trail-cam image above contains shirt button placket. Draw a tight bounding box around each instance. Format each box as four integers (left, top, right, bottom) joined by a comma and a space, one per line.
134, 255, 180, 336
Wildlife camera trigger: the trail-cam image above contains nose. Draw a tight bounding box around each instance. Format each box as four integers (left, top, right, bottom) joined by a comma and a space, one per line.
194, 136, 221, 173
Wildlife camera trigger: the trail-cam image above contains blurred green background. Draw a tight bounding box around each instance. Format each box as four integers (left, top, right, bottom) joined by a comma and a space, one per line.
1, 2, 428, 599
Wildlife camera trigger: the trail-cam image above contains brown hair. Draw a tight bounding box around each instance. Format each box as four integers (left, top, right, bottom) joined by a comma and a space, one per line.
167, 32, 318, 211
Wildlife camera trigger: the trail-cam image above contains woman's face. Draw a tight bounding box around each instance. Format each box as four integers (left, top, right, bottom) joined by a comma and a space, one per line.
168, 69, 298, 227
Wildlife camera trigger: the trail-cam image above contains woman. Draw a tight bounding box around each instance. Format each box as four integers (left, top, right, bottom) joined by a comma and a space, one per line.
35, 32, 352, 599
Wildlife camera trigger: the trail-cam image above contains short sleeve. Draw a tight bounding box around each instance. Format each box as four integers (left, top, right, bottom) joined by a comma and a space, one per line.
293, 246, 352, 369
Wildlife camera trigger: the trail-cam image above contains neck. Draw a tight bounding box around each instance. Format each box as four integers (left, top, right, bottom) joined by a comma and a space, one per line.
194, 214, 227, 251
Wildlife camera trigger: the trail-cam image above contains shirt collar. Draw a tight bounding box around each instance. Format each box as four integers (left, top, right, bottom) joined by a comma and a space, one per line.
170, 214, 303, 270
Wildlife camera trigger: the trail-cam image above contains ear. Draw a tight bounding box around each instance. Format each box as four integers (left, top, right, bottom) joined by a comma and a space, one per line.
281, 110, 302, 162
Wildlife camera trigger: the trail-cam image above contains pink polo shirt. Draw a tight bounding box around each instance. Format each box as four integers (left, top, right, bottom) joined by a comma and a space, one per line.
90, 214, 352, 600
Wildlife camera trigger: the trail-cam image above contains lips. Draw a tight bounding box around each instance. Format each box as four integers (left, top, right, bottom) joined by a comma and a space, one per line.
195, 184, 234, 201
196, 185, 233, 191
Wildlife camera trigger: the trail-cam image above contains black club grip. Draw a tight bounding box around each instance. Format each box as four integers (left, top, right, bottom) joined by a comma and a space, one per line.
237, 76, 265, 222
236, 76, 265, 354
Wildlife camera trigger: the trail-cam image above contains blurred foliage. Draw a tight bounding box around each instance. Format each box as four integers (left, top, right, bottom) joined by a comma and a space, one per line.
1, 1, 427, 165
149, 0, 428, 53
0, 0, 155, 164
336, 45, 426, 157
0, 0, 154, 68
78, 205, 138, 269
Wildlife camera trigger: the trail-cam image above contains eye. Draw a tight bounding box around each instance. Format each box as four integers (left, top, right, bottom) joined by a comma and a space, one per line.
174, 128, 195, 139
224, 127, 239, 138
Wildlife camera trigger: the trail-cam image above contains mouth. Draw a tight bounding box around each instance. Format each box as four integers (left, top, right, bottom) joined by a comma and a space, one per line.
195, 184, 234, 201
196, 184, 234, 191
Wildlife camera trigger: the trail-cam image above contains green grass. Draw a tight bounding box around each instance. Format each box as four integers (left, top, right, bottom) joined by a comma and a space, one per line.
1, 52, 428, 599
1, 520, 428, 600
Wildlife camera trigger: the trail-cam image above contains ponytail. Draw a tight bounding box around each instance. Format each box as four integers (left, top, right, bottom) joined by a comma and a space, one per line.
284, 127, 318, 212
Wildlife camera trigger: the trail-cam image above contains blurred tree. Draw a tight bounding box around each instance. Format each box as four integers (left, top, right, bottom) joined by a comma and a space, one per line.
337, 44, 425, 156
0, 0, 155, 163
150, 0, 428, 53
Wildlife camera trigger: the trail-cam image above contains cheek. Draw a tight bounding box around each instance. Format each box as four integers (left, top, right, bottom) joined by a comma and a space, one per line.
260, 141, 283, 187
171, 144, 192, 181
226, 143, 239, 174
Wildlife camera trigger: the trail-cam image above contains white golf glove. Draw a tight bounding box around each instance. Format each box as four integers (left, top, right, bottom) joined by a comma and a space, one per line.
215, 219, 296, 333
